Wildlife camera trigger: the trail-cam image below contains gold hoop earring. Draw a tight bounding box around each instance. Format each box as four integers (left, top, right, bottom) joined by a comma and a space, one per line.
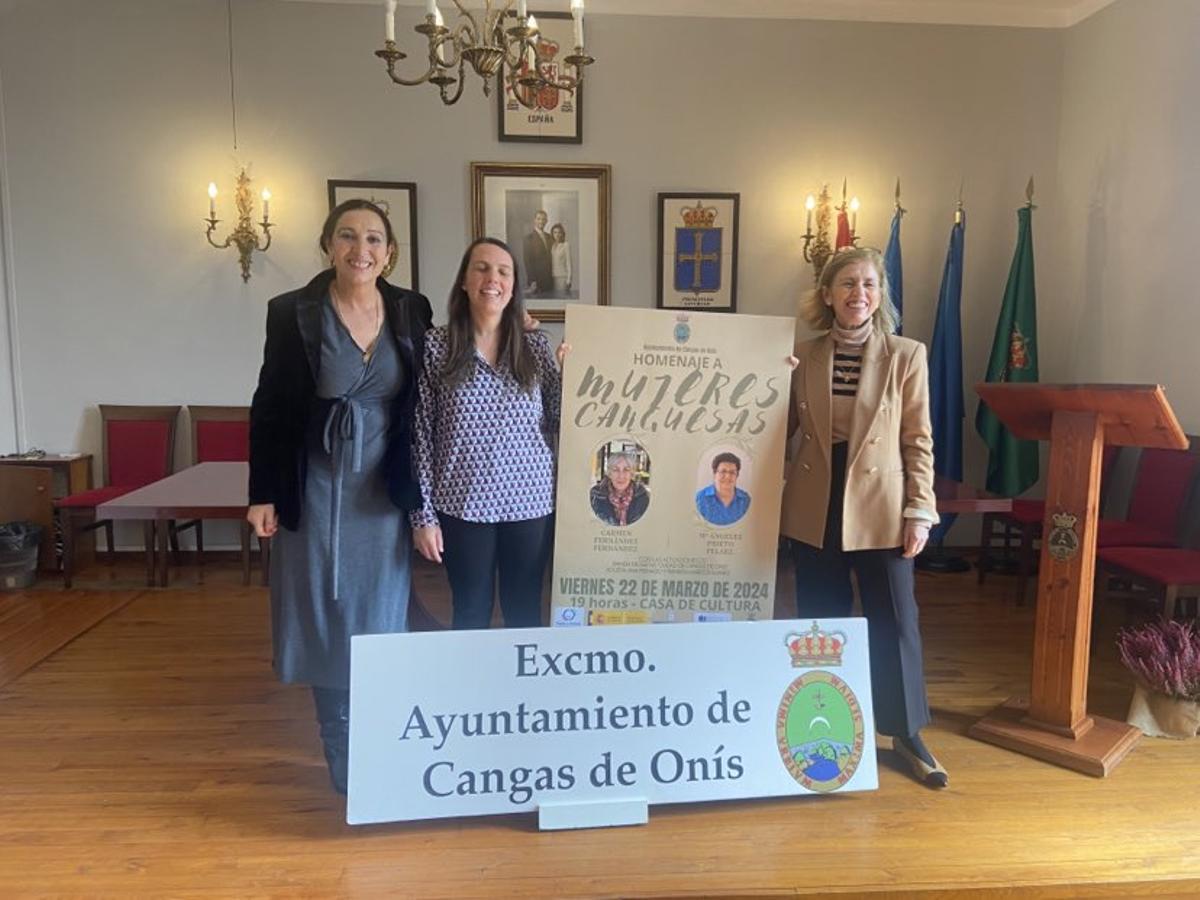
381, 245, 398, 280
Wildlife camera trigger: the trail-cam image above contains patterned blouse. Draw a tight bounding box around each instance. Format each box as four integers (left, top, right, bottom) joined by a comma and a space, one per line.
411, 326, 561, 526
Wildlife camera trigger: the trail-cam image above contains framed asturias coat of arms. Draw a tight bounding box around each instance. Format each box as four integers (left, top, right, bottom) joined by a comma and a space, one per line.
497, 11, 583, 144
657, 192, 740, 312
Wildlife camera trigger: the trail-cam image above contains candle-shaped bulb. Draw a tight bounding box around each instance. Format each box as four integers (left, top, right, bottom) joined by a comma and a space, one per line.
525, 15, 538, 66
425, 0, 436, 15
849, 196, 859, 233
433, 6, 446, 62
572, 9, 583, 46
804, 194, 814, 231
517, 0, 527, 19
571, 0, 584, 9
385, 0, 396, 41
261, 189, 271, 221
207, 182, 218, 218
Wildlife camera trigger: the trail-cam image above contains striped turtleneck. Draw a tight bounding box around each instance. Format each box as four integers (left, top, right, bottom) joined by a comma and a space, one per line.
830, 322, 872, 441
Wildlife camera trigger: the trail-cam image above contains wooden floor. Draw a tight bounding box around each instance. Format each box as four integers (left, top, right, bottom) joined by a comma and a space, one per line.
1, 558, 1198, 898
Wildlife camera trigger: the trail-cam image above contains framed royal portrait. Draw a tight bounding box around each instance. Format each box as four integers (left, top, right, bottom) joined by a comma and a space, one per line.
470, 162, 610, 322
497, 11, 583, 144
656, 192, 740, 313
327, 179, 419, 291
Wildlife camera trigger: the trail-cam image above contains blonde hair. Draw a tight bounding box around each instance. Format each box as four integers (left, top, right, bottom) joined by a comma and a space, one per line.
799, 247, 899, 334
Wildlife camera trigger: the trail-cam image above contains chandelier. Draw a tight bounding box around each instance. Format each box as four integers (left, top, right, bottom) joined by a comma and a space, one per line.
376, 0, 594, 107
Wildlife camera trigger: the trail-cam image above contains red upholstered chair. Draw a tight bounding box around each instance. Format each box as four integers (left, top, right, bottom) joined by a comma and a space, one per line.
1095, 441, 1200, 549
55, 404, 180, 587
1094, 437, 1200, 622
978, 445, 1120, 605
172, 406, 264, 585
1096, 547, 1200, 621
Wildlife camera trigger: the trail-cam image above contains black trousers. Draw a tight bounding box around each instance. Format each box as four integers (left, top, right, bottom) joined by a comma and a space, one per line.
789, 441, 931, 738
440, 513, 553, 629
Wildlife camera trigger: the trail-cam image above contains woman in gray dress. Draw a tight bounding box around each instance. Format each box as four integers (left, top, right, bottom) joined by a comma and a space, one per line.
247, 199, 432, 795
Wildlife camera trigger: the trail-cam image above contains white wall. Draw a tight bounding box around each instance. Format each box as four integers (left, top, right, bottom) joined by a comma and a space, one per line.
0, 56, 19, 454
1049, 0, 1200, 430
0, 0, 1071, 542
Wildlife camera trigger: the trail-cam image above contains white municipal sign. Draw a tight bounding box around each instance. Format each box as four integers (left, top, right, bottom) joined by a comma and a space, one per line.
347, 619, 877, 825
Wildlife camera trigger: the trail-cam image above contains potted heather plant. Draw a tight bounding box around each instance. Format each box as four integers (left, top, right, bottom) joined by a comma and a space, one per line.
1116, 619, 1200, 739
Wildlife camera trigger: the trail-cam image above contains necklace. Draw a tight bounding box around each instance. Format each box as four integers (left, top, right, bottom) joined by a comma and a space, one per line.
331, 283, 383, 363
833, 365, 856, 384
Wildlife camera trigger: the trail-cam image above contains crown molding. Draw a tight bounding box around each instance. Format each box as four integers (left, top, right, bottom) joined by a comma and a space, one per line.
283, 0, 1119, 29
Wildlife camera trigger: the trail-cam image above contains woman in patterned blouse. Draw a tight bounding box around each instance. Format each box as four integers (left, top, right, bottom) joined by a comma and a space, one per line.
411, 238, 563, 629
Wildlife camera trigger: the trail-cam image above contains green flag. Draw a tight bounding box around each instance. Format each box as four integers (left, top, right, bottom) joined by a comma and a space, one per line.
975, 205, 1039, 496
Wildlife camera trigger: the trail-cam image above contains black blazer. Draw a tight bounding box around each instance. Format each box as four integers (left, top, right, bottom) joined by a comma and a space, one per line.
248, 269, 433, 531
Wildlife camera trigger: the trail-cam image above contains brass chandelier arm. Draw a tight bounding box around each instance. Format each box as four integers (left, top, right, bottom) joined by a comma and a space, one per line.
376, 41, 438, 87
437, 56, 468, 105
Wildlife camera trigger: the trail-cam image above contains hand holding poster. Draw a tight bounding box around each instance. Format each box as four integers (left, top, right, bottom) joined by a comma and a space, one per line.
552, 307, 795, 625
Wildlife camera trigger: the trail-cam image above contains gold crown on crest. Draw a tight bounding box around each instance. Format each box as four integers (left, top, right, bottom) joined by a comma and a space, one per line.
785, 621, 847, 668
680, 201, 718, 229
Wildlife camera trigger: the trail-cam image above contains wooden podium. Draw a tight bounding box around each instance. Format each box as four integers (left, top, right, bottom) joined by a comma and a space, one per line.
968, 384, 1188, 776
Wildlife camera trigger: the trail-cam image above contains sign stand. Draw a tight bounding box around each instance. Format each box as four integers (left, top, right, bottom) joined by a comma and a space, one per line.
538, 797, 650, 831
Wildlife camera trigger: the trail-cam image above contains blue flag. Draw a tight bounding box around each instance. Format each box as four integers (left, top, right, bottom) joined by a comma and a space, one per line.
928, 212, 965, 541
884, 209, 903, 334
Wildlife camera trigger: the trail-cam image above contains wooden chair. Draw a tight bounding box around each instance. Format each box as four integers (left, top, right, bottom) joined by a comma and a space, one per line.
978, 445, 1120, 605
54, 404, 180, 587
172, 405, 266, 586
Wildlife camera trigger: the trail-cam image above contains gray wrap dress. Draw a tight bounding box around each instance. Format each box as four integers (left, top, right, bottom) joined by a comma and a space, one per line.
270, 298, 412, 689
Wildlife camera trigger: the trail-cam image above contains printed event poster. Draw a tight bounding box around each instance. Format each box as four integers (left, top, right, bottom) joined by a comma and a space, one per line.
551, 306, 794, 626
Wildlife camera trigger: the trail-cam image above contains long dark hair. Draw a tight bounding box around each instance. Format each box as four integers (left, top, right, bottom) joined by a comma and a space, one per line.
442, 238, 537, 391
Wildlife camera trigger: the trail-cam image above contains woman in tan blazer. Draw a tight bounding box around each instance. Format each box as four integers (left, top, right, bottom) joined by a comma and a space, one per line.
782, 246, 947, 788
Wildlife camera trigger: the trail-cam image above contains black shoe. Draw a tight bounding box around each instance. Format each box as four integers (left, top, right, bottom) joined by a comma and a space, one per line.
894, 736, 949, 789
312, 687, 349, 795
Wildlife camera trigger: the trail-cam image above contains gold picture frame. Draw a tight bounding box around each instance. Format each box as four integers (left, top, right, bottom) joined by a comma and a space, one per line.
470, 162, 610, 323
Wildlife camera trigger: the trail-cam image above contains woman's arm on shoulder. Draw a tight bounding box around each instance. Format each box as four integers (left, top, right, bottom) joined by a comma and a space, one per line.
528, 329, 562, 432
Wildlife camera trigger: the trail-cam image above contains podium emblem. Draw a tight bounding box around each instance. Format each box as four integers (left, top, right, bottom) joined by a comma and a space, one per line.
1047, 511, 1080, 562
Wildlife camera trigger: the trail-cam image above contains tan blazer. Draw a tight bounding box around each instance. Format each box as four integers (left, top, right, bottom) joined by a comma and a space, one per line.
780, 330, 938, 551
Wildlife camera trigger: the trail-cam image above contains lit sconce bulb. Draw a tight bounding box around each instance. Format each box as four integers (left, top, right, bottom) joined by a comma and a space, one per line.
805, 194, 815, 231
207, 182, 218, 218
261, 189, 271, 221
849, 196, 859, 233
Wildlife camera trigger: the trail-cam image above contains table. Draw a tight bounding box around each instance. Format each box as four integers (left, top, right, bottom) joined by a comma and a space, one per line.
0, 454, 94, 571
933, 475, 1013, 515
97, 462, 260, 587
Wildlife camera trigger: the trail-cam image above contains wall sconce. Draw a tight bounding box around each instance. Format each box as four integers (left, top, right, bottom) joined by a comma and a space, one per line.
203, 1, 274, 282
205, 168, 273, 283
801, 179, 860, 282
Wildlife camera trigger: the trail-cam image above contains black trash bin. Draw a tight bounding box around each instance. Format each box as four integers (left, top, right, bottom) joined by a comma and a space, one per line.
0, 521, 43, 590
